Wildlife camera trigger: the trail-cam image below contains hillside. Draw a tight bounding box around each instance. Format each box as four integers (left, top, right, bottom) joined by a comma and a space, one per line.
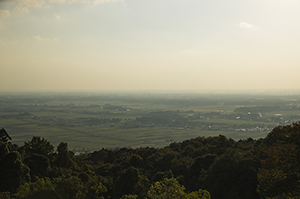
1, 122, 300, 198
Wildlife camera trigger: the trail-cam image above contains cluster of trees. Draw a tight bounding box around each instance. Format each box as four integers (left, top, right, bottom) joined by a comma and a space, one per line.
1, 121, 300, 198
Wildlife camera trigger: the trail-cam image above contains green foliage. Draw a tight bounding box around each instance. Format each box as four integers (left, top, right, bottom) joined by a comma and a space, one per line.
54, 142, 76, 169
115, 166, 143, 196
200, 150, 259, 199
146, 178, 187, 199
15, 176, 90, 199
14, 177, 57, 199
129, 154, 144, 168
152, 170, 174, 183
121, 194, 138, 199
23, 154, 51, 180
0, 141, 10, 159
3, 122, 300, 199
90, 182, 108, 195
53, 176, 87, 199
24, 136, 54, 156
15, 174, 107, 199
190, 154, 217, 175
0, 128, 12, 142
171, 156, 194, 177
0, 192, 11, 199
146, 178, 210, 199
257, 122, 300, 198
186, 189, 211, 199
0, 151, 30, 193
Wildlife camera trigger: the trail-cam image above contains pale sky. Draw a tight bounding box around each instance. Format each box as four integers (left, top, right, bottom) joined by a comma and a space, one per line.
0, 0, 299, 92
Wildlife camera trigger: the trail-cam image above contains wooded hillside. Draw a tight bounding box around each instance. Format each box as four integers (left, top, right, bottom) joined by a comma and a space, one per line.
1, 122, 300, 198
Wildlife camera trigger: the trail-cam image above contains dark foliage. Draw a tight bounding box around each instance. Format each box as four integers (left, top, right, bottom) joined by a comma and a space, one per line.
0, 128, 12, 142
0, 123, 299, 198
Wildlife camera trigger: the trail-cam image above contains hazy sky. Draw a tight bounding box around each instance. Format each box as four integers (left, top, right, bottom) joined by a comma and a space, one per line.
0, 0, 299, 92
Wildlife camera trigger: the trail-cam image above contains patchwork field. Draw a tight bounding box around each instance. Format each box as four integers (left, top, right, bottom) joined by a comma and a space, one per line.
1, 92, 299, 151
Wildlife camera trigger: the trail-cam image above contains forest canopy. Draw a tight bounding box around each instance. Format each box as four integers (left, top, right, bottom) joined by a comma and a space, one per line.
1, 122, 300, 198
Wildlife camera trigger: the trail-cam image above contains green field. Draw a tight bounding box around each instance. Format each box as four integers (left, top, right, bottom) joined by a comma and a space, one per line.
1, 92, 299, 151
1, 118, 269, 151
0, 111, 271, 151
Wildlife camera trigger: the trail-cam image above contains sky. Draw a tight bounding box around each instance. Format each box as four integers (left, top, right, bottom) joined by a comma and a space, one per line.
0, 0, 300, 92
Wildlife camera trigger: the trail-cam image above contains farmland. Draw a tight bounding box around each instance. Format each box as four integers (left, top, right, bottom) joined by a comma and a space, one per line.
1, 91, 300, 151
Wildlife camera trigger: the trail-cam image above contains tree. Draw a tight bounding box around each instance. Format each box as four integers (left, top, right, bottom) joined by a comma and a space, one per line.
0, 128, 11, 142
190, 154, 218, 176
186, 189, 211, 199
0, 151, 30, 193
24, 137, 54, 157
114, 166, 141, 196
147, 178, 187, 199
15, 176, 88, 199
121, 194, 138, 199
200, 151, 259, 199
23, 153, 51, 180
0, 141, 10, 159
53, 176, 87, 199
146, 178, 210, 199
54, 142, 76, 169
257, 122, 300, 198
14, 177, 57, 199
188, 154, 217, 191
129, 154, 144, 168
88, 182, 108, 199
0, 192, 11, 199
